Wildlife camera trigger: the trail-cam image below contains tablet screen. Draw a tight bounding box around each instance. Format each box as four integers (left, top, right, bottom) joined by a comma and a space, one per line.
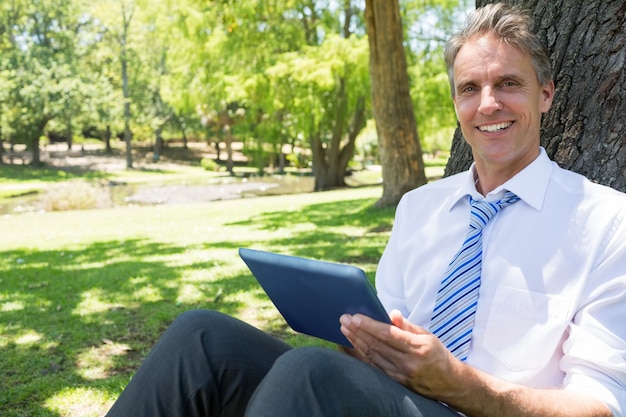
239, 247, 391, 346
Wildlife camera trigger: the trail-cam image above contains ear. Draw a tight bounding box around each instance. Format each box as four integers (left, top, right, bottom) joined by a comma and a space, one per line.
540, 80, 555, 113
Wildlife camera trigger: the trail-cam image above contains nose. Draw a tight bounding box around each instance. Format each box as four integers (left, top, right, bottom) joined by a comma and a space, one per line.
478, 86, 501, 114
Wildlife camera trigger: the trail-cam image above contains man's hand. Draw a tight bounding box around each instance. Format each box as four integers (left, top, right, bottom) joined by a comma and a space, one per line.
339, 310, 463, 400
339, 311, 613, 417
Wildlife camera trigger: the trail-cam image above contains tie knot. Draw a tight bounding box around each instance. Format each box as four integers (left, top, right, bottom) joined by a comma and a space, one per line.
469, 191, 519, 230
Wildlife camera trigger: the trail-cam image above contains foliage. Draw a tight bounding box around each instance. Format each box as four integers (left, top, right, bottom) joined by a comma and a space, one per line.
41, 180, 110, 211
0, 0, 465, 175
0, 0, 116, 158
402, 0, 471, 154
0, 184, 394, 416
200, 157, 219, 172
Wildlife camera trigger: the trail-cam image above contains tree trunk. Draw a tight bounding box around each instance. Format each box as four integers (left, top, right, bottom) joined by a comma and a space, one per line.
181, 121, 188, 149
103, 125, 112, 154
122, 51, 133, 169
153, 126, 163, 162
445, 0, 626, 193
65, 118, 73, 151
31, 136, 41, 168
365, 0, 427, 207
225, 126, 234, 175
310, 130, 330, 191
30, 118, 50, 168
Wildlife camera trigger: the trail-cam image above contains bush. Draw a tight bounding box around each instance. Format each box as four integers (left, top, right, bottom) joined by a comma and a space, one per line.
41, 181, 110, 211
201, 158, 219, 172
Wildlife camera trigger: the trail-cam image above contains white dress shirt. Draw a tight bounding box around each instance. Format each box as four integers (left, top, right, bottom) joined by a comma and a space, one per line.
376, 148, 626, 416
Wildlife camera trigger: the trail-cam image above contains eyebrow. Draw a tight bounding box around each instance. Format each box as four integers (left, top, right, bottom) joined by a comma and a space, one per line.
455, 72, 526, 91
496, 73, 525, 83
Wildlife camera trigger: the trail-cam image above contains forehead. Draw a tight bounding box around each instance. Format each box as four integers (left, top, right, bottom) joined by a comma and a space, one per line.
453, 34, 534, 82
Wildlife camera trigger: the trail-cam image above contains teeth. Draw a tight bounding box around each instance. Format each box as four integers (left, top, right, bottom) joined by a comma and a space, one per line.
479, 122, 512, 132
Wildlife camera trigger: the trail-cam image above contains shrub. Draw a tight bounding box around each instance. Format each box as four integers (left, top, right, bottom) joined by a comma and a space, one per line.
41, 181, 110, 211
200, 158, 219, 172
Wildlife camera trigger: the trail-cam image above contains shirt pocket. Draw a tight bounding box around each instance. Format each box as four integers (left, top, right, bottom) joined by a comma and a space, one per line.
482, 285, 571, 372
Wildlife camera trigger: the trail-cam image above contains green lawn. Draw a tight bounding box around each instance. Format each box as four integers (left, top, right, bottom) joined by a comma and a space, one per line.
0, 184, 395, 416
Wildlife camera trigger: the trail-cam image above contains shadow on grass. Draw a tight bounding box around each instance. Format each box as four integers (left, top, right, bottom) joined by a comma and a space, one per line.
0, 195, 395, 416
226, 197, 395, 265
0, 163, 110, 183
0, 239, 260, 416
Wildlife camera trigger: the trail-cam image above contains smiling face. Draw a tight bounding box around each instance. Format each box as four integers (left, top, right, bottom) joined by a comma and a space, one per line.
452, 34, 554, 185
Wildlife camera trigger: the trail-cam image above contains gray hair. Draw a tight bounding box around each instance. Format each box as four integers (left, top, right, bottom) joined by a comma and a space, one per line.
445, 2, 552, 95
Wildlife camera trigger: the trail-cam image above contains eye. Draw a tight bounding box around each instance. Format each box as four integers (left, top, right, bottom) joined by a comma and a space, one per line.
501, 80, 519, 88
459, 85, 477, 95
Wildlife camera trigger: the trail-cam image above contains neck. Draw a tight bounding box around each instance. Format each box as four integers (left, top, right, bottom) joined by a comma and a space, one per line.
472, 147, 542, 195
473, 166, 519, 196
473, 152, 541, 195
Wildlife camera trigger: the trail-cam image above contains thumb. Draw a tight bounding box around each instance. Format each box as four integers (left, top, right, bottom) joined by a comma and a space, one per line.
389, 309, 429, 335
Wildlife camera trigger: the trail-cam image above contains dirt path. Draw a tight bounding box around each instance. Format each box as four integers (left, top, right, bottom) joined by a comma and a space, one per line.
1, 142, 317, 213
2, 141, 247, 173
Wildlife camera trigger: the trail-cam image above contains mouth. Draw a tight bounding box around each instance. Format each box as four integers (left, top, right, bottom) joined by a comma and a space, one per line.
478, 122, 513, 133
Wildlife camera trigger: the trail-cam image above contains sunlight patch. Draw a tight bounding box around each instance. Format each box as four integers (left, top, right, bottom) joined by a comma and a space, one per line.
45, 387, 113, 417
77, 341, 132, 380
15, 330, 43, 345
73, 289, 120, 315
1, 300, 25, 312
176, 283, 205, 304
132, 284, 164, 302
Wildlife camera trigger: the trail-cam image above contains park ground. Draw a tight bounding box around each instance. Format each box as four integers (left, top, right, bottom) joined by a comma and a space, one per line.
0, 141, 446, 416
0, 141, 389, 416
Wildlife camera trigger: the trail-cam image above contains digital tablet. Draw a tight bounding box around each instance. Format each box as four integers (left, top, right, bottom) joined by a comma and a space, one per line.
239, 247, 391, 346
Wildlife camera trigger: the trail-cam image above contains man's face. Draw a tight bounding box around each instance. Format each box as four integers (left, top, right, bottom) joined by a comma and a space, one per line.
452, 34, 554, 176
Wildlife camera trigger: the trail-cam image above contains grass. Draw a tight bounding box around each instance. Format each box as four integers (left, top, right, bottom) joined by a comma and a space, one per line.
0, 158, 218, 199
0, 183, 395, 417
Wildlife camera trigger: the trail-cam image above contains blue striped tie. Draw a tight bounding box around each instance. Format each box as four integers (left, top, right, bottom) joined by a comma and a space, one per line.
430, 191, 520, 361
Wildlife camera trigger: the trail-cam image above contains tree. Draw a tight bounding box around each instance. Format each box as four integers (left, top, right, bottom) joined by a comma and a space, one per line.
289, 34, 370, 191
1, 0, 462, 183
444, 0, 626, 193
365, 0, 428, 207
185, 0, 370, 188
0, 0, 94, 167
89, 0, 152, 169
305, 0, 370, 191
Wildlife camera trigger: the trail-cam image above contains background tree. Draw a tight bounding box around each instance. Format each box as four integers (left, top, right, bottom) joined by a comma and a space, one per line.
0, 0, 101, 167
403, 0, 465, 156
1, 0, 464, 191
281, 33, 370, 191
365, 0, 428, 207
444, 0, 626, 193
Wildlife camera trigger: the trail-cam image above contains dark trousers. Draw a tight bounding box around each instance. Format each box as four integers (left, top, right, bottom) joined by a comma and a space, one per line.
106, 310, 460, 417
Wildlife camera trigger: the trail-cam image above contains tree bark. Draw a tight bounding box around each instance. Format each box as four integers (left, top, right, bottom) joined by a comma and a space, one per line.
225, 125, 234, 175
445, 0, 626, 193
365, 0, 427, 207
103, 125, 112, 154
31, 136, 41, 168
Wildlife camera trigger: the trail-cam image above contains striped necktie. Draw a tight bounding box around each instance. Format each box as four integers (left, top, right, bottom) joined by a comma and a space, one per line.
430, 191, 520, 361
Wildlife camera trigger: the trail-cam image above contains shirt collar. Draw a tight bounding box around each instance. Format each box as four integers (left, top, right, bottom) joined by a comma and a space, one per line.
449, 147, 552, 212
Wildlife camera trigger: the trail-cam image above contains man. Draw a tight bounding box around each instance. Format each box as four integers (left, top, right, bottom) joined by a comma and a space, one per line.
107, 3, 626, 416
